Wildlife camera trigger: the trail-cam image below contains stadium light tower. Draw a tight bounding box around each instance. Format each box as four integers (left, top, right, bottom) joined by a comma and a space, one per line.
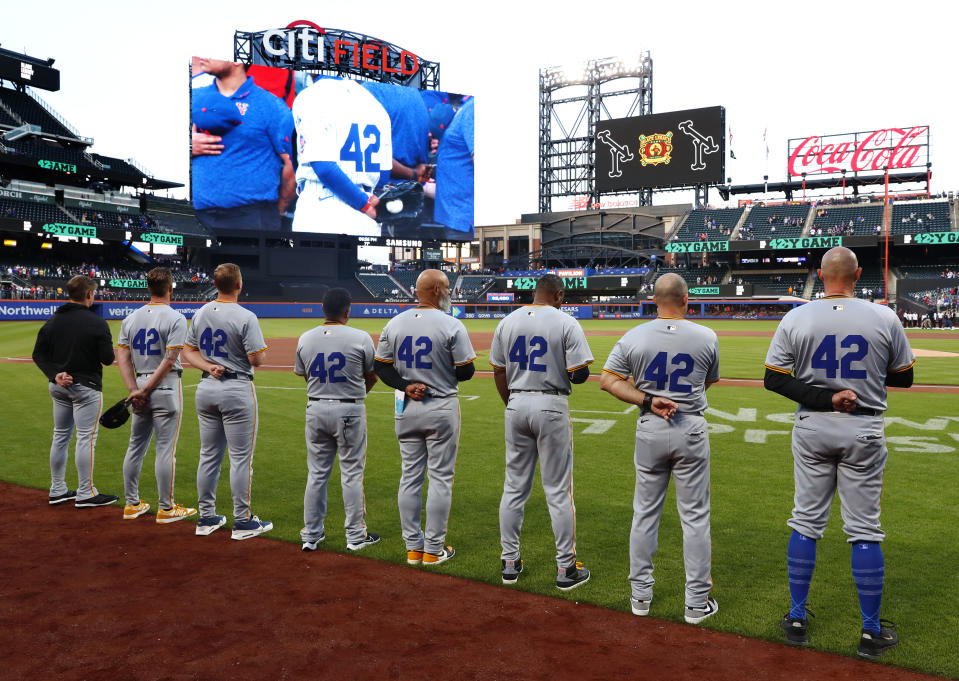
538, 53, 653, 213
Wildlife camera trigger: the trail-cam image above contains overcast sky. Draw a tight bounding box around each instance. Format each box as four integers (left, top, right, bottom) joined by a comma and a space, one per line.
5, 0, 957, 225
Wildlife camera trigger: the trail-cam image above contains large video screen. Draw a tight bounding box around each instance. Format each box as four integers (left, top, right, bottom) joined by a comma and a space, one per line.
190, 57, 474, 241
595, 106, 725, 192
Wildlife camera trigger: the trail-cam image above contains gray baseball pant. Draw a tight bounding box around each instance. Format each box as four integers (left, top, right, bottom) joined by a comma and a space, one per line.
301, 400, 369, 545
788, 410, 887, 543
629, 412, 712, 606
499, 393, 577, 570
195, 377, 259, 522
395, 395, 460, 555
122, 374, 183, 509
48, 383, 102, 499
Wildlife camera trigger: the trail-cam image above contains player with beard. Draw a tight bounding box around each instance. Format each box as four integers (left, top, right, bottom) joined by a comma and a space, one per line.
374, 270, 476, 565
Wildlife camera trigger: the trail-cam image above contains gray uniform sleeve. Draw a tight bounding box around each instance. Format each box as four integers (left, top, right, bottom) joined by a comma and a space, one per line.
185, 314, 198, 348
489, 322, 506, 368
706, 334, 720, 383
363, 334, 375, 373
887, 314, 916, 373
603, 338, 632, 379
375, 322, 394, 363
168, 315, 187, 349
564, 320, 593, 371
243, 315, 268, 356
117, 316, 131, 348
764, 316, 795, 374
294, 336, 307, 376
450, 321, 477, 366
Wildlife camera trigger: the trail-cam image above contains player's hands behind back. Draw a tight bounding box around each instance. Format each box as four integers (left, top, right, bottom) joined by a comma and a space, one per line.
831, 389, 858, 412
651, 396, 679, 421
405, 382, 427, 401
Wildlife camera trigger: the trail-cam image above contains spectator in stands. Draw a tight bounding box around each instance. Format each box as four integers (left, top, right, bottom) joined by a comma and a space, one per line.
191, 58, 296, 232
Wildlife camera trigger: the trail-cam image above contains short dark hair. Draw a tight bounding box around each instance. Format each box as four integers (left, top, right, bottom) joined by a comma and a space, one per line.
146, 267, 173, 297
323, 287, 352, 320
535, 273, 564, 296
67, 275, 97, 302
213, 263, 242, 294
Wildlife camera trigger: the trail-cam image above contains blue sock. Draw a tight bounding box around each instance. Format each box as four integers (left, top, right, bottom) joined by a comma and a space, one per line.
787, 530, 817, 619
851, 541, 884, 633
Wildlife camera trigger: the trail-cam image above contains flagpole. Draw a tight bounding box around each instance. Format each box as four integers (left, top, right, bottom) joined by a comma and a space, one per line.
883, 165, 890, 306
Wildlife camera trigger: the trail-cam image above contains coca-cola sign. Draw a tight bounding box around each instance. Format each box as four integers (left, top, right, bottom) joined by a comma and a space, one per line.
787, 126, 929, 177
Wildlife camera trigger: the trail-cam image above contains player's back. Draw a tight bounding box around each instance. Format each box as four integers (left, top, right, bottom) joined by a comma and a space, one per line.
609, 319, 719, 413
491, 305, 592, 394
120, 303, 185, 374
376, 307, 475, 398
188, 300, 266, 377
766, 296, 913, 411
296, 324, 373, 400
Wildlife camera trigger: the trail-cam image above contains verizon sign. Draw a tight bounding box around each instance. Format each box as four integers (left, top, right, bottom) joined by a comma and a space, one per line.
787, 126, 929, 178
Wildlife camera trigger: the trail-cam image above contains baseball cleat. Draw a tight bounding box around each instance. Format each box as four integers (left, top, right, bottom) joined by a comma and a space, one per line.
49, 490, 77, 505
501, 557, 523, 584
231, 515, 273, 541
857, 620, 899, 659
422, 546, 455, 565
123, 501, 151, 520
631, 597, 652, 616
75, 493, 119, 508
195, 514, 227, 536
556, 561, 590, 591
781, 614, 810, 646
156, 504, 197, 524
347, 532, 381, 551
302, 533, 325, 552
684, 596, 719, 624
406, 549, 424, 565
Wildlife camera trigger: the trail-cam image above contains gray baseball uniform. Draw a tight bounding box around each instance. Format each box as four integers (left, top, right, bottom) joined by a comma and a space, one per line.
375, 306, 476, 555
489, 304, 593, 570
603, 318, 720, 606
295, 322, 375, 546
764, 296, 915, 542
118, 303, 187, 510
185, 300, 268, 522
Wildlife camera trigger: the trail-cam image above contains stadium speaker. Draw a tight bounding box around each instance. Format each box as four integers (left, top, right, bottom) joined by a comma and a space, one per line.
54, 189, 64, 204
139, 195, 148, 212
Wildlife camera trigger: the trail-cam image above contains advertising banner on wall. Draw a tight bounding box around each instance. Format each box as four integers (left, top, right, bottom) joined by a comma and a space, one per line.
787, 126, 929, 179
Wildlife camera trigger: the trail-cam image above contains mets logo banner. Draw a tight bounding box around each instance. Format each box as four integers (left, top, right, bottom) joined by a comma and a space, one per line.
596, 106, 725, 192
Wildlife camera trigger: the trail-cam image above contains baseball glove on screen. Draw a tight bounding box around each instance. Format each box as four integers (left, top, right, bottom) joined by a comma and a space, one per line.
376, 181, 424, 222
99, 398, 132, 429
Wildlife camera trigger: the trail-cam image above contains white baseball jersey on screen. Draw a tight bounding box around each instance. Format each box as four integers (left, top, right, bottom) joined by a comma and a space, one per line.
293, 77, 392, 197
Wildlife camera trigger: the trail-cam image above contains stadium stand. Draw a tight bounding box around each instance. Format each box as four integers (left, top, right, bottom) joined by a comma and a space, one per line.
810, 267, 887, 299
672, 207, 744, 242
898, 265, 958, 279
357, 273, 411, 299
808, 202, 884, 237
0, 87, 80, 139
731, 271, 808, 296
0, 196, 69, 225
390, 269, 421, 291
655, 266, 726, 287
457, 275, 495, 299
738, 203, 809, 240
891, 200, 952, 235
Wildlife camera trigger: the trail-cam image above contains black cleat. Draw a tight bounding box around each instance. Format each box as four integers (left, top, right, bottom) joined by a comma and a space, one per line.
49, 490, 77, 505
556, 561, 590, 591
857, 620, 899, 659
75, 493, 119, 508
781, 614, 810, 646
502, 557, 523, 584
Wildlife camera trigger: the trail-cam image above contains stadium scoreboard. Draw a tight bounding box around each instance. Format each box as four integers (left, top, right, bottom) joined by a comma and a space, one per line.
0, 51, 60, 91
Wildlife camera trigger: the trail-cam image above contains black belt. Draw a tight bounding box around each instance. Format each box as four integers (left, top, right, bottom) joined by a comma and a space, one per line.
202, 371, 253, 381
138, 369, 182, 377
511, 389, 562, 395
308, 397, 357, 403
640, 409, 704, 417
807, 407, 882, 417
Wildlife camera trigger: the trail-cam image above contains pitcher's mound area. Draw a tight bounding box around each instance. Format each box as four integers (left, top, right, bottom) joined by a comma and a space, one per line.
0, 482, 936, 681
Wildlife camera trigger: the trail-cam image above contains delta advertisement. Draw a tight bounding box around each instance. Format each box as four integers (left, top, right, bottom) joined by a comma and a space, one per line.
189, 23, 474, 242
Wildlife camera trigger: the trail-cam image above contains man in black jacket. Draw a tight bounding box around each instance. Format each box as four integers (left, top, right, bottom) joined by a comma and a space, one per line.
33, 275, 118, 508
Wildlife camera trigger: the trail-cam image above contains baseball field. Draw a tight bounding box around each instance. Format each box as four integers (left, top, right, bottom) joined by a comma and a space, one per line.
1, 317, 957, 678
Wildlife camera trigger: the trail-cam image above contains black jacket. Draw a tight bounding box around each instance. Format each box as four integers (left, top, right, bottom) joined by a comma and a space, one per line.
32, 302, 115, 391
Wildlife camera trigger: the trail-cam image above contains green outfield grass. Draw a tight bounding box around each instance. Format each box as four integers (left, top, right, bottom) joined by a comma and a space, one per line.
1, 318, 957, 677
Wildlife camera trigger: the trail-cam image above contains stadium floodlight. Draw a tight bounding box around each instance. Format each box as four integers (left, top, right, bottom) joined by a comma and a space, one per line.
1, 123, 41, 142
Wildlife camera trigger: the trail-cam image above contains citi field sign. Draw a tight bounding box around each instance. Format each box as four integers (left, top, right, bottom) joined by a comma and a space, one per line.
787, 126, 929, 178
242, 21, 425, 77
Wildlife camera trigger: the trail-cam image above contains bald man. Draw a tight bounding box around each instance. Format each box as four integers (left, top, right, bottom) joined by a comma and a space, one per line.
601, 273, 720, 624
764, 247, 915, 658
374, 269, 476, 565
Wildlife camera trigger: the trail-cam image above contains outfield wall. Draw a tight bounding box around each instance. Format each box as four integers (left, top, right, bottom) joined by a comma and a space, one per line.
0, 300, 807, 321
